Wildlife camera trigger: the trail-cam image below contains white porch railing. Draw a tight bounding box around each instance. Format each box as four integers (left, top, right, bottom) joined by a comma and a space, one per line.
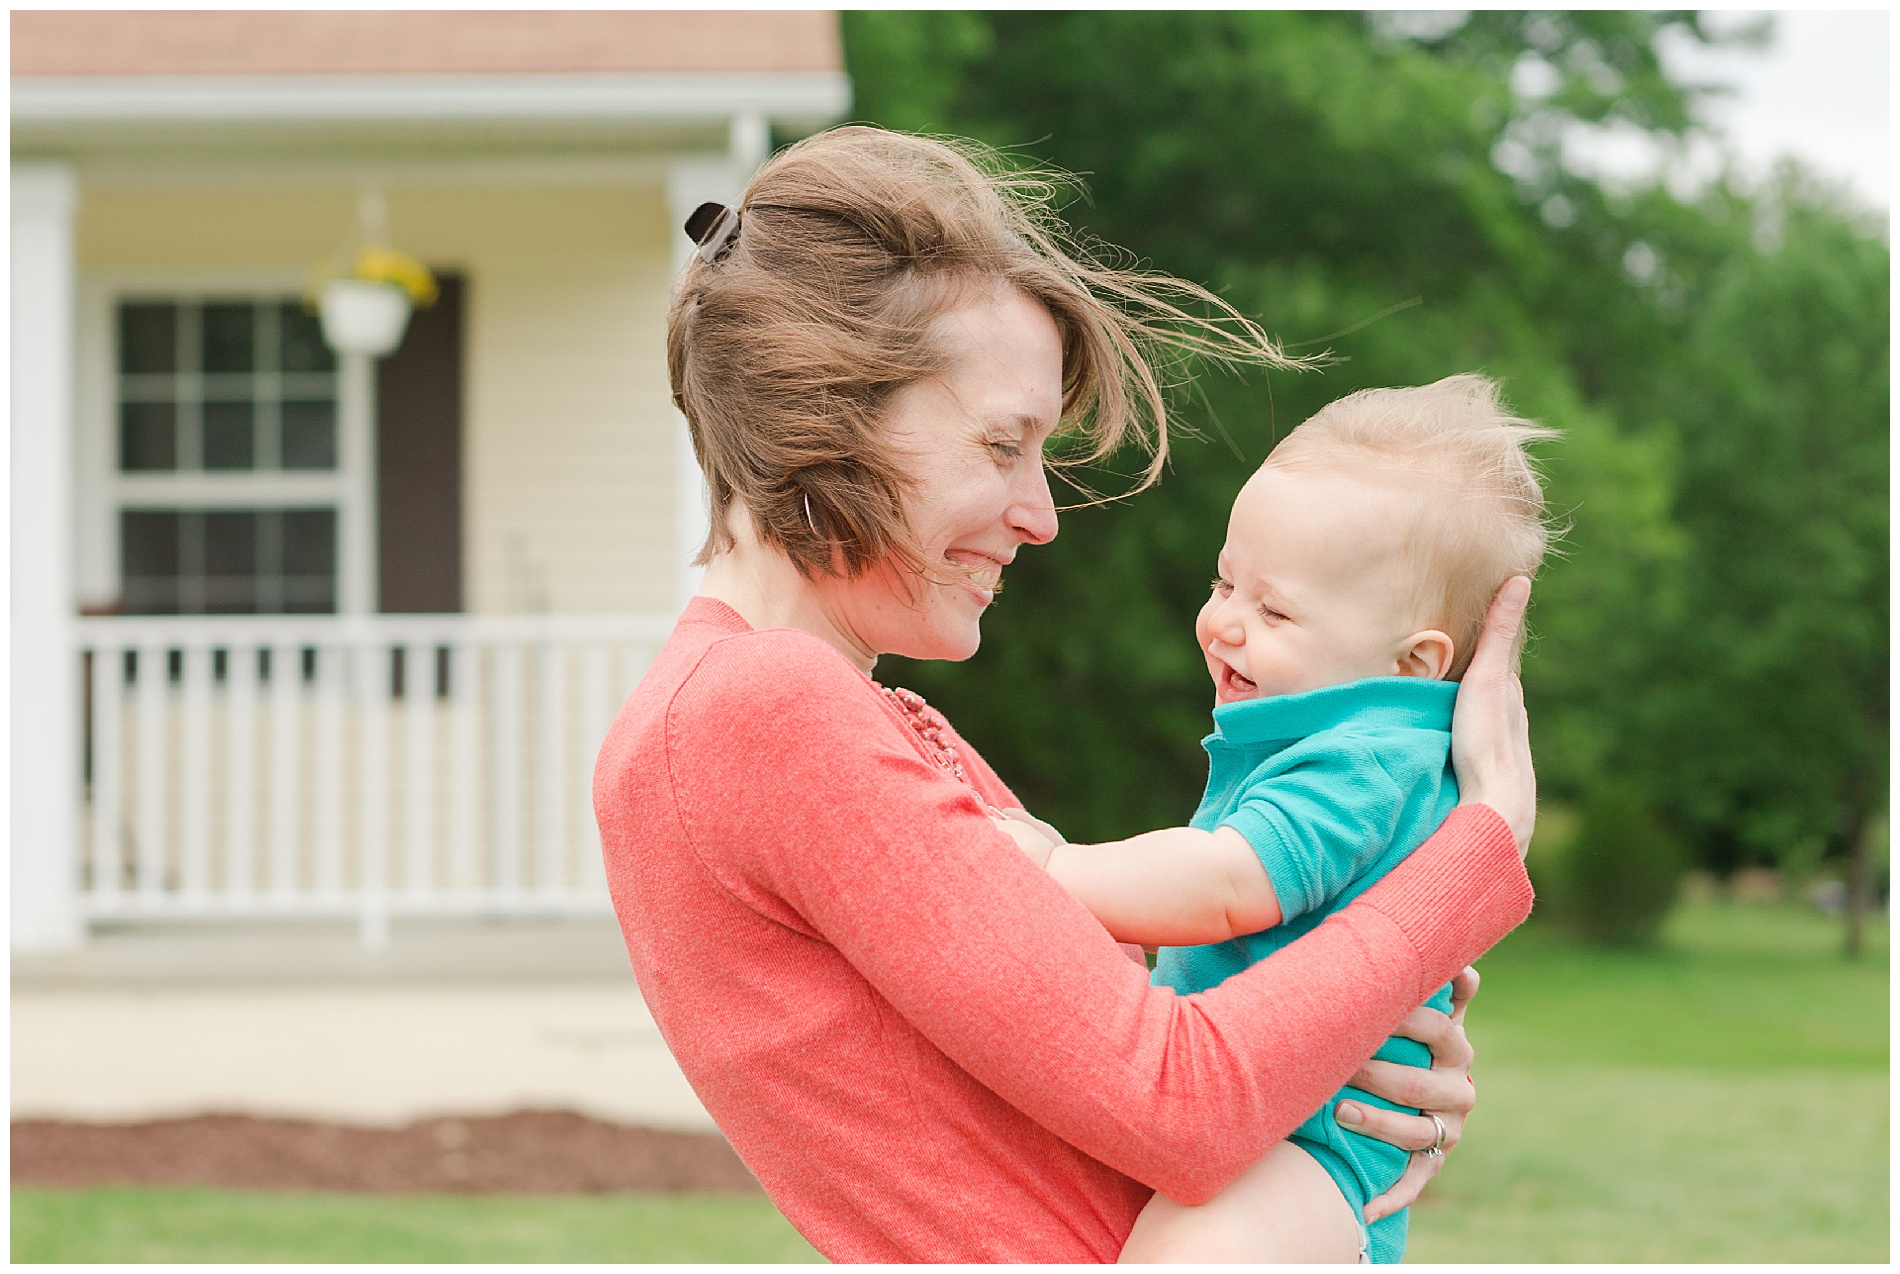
75, 613, 673, 944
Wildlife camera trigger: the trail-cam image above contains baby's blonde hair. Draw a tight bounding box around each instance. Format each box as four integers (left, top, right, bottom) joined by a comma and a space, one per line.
1264, 374, 1559, 679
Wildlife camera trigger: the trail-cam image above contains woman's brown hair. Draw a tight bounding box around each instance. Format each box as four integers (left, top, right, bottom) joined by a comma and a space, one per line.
667, 125, 1297, 578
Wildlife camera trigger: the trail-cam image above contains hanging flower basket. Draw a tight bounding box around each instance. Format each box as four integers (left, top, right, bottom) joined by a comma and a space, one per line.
320, 279, 411, 357
351, 247, 439, 307
313, 247, 439, 358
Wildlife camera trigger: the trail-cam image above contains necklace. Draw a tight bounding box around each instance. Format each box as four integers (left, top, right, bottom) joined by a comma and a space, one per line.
879, 685, 970, 787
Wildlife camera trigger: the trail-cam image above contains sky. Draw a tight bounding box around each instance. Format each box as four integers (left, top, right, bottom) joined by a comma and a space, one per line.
1672, 10, 1890, 210
1563, 9, 1891, 212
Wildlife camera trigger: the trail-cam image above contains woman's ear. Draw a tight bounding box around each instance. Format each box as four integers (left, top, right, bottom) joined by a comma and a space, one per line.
1393, 629, 1456, 681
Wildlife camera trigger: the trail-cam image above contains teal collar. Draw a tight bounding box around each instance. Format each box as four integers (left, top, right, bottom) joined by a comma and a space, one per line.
1210, 677, 1456, 746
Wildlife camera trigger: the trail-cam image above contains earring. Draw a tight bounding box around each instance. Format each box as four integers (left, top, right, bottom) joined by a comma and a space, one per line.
803, 493, 824, 539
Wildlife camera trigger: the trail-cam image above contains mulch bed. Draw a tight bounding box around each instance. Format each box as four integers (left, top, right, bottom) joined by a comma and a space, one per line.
11, 1111, 761, 1194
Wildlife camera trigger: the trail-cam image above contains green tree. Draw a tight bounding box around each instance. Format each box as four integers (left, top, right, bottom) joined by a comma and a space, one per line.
1650, 176, 1890, 952
842, 12, 1889, 928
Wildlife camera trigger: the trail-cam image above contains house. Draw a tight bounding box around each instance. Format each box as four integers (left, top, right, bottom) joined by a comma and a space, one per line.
11, 11, 851, 957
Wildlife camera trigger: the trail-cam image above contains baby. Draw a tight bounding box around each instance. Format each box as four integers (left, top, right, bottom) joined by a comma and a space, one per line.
1000, 373, 1556, 1263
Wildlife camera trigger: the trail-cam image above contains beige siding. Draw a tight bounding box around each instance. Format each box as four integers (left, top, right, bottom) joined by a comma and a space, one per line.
76, 183, 679, 615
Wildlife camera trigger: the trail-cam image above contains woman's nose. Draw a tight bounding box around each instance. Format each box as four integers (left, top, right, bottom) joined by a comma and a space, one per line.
1009, 459, 1059, 545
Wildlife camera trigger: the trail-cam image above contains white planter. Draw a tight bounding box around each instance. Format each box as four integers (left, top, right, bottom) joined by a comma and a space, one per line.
319, 279, 413, 357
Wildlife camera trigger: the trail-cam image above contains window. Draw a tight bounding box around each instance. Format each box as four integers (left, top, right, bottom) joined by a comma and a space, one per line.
120, 509, 337, 614
113, 298, 343, 614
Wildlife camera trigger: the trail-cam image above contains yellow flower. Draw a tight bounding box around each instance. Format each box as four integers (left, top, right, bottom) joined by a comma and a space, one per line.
351, 248, 439, 307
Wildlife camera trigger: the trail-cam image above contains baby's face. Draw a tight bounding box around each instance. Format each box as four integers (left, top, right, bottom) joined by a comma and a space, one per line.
1196, 464, 1435, 704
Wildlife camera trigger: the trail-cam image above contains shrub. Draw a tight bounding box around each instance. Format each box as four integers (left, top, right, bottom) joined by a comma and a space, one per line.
1524, 802, 1579, 924
1566, 782, 1688, 947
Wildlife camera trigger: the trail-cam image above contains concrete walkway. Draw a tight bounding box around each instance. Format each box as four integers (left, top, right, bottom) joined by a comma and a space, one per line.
12, 920, 717, 1132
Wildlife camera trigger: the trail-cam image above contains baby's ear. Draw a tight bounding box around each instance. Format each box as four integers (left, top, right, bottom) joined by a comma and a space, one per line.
1394, 630, 1456, 681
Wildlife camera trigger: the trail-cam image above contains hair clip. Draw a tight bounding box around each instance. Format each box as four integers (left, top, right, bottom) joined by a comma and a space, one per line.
684, 201, 743, 264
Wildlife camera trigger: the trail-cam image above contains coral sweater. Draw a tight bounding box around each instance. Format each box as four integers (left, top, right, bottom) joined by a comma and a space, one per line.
593, 598, 1533, 1263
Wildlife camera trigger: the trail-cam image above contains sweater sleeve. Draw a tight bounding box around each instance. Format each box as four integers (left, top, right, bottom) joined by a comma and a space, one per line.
666, 632, 1531, 1204
931, 704, 1021, 811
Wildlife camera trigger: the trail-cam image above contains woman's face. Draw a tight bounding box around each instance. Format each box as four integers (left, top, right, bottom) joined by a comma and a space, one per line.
822, 283, 1063, 664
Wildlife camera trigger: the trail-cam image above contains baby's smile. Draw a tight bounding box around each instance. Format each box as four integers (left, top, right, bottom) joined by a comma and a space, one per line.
1207, 645, 1261, 703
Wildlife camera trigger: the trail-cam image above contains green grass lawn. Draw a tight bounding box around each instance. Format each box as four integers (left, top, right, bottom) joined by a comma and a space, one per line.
12, 901, 1887, 1263
9, 1189, 823, 1264
1407, 901, 1889, 1262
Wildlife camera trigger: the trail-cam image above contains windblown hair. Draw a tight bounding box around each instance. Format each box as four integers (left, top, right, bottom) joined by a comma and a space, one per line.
668, 125, 1298, 578
1265, 374, 1560, 679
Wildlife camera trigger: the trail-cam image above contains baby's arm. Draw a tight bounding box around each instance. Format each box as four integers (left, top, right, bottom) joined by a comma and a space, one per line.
1049, 828, 1285, 946
993, 814, 1284, 947
997, 736, 1408, 948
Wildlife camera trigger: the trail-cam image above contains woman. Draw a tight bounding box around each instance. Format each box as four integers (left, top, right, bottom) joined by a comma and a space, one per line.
594, 127, 1535, 1263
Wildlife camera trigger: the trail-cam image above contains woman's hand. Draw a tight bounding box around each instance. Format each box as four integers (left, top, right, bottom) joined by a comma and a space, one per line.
1450, 576, 1536, 854
1334, 965, 1481, 1223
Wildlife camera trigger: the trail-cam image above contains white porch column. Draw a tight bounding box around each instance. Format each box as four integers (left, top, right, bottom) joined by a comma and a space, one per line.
663, 112, 771, 610
11, 161, 83, 951
336, 351, 377, 615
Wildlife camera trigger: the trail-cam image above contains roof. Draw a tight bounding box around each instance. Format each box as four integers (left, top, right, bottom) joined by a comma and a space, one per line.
11, 11, 842, 78
10, 12, 851, 154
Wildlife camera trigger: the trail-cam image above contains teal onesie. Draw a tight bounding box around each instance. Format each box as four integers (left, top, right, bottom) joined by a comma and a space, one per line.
1151, 676, 1459, 1264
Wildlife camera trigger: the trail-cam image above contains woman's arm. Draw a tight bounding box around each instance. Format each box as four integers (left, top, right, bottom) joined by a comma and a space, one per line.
668, 631, 1532, 1206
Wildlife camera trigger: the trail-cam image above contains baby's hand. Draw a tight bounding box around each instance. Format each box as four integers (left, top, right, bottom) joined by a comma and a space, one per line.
990, 810, 1059, 868
996, 805, 1067, 847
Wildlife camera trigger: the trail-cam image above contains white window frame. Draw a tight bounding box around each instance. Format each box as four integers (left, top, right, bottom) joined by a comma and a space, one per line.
76, 269, 365, 615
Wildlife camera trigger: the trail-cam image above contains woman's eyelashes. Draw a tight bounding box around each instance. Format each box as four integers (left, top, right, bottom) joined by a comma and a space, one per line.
987, 438, 1024, 464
